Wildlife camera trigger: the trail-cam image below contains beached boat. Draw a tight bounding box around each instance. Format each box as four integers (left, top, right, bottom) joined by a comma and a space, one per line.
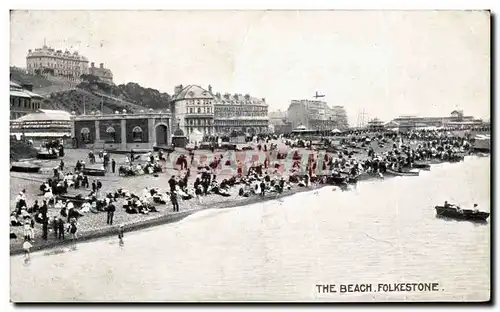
153, 146, 174, 153
475, 152, 490, 157
10, 162, 41, 173
82, 167, 106, 176
412, 162, 431, 170
56, 194, 86, 206
36, 152, 58, 160
448, 155, 465, 162
435, 205, 489, 221
385, 169, 420, 177
326, 176, 349, 185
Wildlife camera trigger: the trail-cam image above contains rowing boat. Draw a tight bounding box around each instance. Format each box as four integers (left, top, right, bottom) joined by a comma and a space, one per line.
435, 205, 489, 221
385, 169, 419, 177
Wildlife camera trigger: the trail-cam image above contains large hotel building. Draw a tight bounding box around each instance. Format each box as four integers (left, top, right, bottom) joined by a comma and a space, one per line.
26, 44, 113, 84
170, 85, 269, 136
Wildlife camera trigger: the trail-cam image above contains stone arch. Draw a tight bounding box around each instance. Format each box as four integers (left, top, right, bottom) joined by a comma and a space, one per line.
132, 126, 143, 142
155, 122, 169, 146
80, 127, 91, 143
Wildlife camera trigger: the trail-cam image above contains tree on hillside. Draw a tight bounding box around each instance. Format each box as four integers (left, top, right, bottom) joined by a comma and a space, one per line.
80, 74, 100, 83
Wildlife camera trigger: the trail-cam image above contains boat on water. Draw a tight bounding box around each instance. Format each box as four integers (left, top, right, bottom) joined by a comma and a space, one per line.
36, 152, 58, 160
82, 167, 106, 177
475, 152, 490, 157
435, 205, 489, 221
412, 162, 431, 170
385, 168, 420, 177
10, 162, 41, 173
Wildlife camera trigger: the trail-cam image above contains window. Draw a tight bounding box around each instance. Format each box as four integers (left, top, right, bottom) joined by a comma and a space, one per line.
105, 126, 116, 143
132, 126, 143, 142
197, 108, 201, 114
81, 127, 91, 143
189, 108, 193, 114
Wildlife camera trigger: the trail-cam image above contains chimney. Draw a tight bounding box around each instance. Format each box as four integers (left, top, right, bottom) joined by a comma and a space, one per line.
100, 63, 104, 68
174, 85, 184, 95
91, 62, 95, 68
208, 85, 212, 93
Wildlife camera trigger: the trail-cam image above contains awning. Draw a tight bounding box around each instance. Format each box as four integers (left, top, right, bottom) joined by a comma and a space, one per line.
10, 90, 31, 98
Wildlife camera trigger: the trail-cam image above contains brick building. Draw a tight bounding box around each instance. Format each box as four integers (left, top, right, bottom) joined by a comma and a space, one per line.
71, 110, 172, 150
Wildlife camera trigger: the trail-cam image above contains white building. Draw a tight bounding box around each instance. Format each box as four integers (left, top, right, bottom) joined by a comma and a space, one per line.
170, 85, 215, 137
26, 45, 89, 81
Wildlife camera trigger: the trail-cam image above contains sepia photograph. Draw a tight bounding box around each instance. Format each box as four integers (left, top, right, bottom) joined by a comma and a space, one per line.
8, 9, 491, 302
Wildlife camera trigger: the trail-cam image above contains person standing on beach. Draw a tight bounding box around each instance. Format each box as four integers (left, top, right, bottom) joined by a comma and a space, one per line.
68, 219, 78, 241
112, 159, 116, 174
118, 224, 124, 246
92, 180, 97, 193
168, 176, 177, 193
107, 203, 116, 225
170, 191, 179, 212
96, 180, 102, 197
42, 217, 48, 240
23, 239, 32, 260
52, 216, 58, 238
58, 217, 65, 240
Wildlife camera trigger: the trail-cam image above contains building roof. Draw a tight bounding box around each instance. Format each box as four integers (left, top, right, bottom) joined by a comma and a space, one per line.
10, 90, 31, 98
15, 110, 72, 122
171, 85, 214, 101
24, 90, 43, 98
215, 93, 266, 106
10, 81, 22, 89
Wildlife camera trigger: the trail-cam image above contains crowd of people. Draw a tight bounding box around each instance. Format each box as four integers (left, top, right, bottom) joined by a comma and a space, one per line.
10, 127, 486, 254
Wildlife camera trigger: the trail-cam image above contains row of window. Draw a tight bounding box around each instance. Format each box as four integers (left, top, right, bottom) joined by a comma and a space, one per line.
186, 119, 212, 126
28, 63, 83, 70
185, 99, 213, 105
79, 126, 144, 143
28, 57, 83, 66
187, 107, 212, 114
215, 112, 267, 117
213, 120, 269, 126
10, 97, 41, 110
214, 106, 267, 112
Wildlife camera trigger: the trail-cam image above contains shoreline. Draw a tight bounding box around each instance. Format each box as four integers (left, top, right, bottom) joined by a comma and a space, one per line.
10, 154, 486, 256
9, 180, 325, 256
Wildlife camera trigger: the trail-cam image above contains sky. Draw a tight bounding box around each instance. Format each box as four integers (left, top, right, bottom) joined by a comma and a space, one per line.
10, 10, 490, 125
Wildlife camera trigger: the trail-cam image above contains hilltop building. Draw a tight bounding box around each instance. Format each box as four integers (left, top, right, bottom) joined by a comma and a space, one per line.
88, 62, 114, 84
26, 44, 89, 81
26, 44, 114, 84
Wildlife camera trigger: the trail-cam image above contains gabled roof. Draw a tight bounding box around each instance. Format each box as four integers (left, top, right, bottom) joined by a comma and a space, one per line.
171, 85, 214, 101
